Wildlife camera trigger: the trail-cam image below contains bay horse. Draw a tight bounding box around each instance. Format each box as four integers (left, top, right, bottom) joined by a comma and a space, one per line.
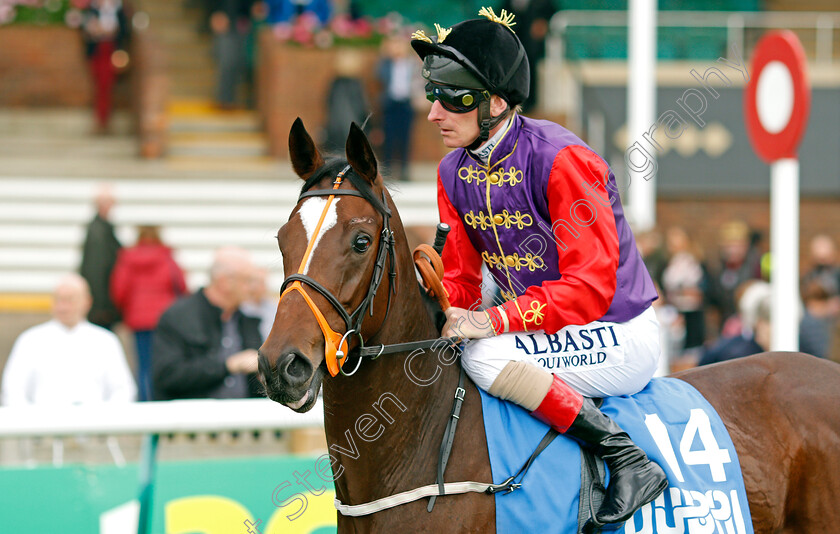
258, 118, 840, 533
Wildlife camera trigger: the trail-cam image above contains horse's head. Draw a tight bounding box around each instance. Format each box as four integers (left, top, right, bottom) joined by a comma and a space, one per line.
259, 118, 396, 412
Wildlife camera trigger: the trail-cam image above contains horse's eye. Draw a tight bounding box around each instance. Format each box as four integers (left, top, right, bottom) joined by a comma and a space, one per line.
353, 234, 372, 254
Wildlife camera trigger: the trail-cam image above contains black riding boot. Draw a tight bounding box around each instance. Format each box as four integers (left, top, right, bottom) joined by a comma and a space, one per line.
568, 397, 668, 527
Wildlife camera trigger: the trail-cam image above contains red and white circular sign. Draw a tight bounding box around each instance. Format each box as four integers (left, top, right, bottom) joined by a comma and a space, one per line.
744, 30, 811, 163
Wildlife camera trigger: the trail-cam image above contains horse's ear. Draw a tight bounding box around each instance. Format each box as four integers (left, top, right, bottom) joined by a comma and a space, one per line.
289, 117, 325, 181
345, 122, 378, 185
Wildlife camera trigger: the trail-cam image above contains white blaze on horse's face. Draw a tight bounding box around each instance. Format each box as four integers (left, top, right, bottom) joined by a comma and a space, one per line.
297, 196, 340, 275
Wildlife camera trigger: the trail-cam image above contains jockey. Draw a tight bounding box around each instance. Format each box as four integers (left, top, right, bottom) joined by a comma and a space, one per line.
411, 8, 668, 528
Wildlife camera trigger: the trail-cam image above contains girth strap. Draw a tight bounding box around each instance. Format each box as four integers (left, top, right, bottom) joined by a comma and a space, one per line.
334, 426, 557, 517
334, 413, 560, 517
579, 447, 607, 534
485, 428, 559, 495
335, 481, 502, 517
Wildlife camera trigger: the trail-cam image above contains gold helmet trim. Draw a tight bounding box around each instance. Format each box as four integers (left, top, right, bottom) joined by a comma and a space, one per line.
411, 29, 432, 43
478, 6, 516, 32
434, 23, 452, 43
411, 7, 517, 45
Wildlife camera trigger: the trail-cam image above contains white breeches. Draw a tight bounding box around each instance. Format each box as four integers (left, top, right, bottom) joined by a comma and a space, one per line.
461, 306, 661, 398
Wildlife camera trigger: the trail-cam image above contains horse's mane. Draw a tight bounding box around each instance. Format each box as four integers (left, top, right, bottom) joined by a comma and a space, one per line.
301, 158, 389, 216
420, 282, 448, 332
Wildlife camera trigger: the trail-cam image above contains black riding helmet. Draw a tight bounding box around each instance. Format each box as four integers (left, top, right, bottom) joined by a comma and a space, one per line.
411, 8, 530, 145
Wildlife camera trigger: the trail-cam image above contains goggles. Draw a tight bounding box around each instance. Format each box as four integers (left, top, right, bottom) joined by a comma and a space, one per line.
425, 83, 489, 113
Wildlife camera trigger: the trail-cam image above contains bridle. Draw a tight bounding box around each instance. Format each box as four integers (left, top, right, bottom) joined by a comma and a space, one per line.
279, 162, 518, 520
278, 165, 397, 377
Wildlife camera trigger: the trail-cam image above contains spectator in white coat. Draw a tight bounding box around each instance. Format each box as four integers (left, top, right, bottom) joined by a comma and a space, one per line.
1, 273, 136, 406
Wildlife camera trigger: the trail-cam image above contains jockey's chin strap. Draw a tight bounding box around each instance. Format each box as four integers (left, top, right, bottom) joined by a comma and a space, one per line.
279, 165, 397, 377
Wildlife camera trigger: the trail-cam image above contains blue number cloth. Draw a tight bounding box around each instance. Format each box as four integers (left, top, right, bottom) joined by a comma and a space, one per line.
478, 377, 754, 533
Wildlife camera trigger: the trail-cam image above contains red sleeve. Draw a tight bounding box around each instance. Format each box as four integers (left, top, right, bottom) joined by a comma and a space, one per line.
491, 146, 619, 334
438, 174, 483, 310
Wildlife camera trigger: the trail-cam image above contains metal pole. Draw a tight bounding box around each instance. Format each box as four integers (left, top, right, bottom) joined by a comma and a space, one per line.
626, 0, 657, 231
727, 14, 745, 64
770, 158, 800, 351
137, 433, 159, 534
816, 15, 833, 64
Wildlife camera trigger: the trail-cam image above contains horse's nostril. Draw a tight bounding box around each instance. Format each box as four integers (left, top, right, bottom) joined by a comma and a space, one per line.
286, 357, 309, 379
279, 352, 313, 387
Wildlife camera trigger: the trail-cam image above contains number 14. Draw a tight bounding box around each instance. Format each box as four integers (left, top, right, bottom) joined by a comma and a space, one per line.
644, 409, 732, 483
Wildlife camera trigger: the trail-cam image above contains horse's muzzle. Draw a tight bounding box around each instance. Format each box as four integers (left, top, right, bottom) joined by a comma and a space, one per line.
259, 348, 319, 410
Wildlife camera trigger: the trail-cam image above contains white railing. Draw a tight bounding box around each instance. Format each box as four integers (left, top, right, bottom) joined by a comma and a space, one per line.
0, 398, 326, 534
0, 397, 323, 438
548, 10, 840, 64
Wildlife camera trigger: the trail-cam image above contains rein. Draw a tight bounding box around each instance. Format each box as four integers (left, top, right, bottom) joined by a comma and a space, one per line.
283, 165, 548, 518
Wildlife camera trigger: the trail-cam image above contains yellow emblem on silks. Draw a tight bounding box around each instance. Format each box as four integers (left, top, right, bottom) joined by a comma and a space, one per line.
464, 209, 533, 231
501, 290, 517, 302
482, 251, 545, 272
522, 300, 547, 327
457, 165, 524, 187
478, 7, 516, 32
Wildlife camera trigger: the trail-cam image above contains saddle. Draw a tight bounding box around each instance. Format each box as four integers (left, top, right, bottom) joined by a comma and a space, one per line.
477, 378, 753, 534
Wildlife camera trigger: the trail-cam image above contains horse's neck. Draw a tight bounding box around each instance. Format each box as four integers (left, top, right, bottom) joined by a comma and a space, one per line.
322, 244, 463, 504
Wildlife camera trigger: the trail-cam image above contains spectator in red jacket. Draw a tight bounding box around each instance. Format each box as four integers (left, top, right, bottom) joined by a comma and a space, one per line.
111, 225, 187, 400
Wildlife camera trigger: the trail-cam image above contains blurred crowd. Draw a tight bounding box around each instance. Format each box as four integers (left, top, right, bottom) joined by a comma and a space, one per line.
9, 1, 836, 409
60, 0, 565, 180
1, 186, 278, 407
640, 221, 840, 371
5, 186, 838, 409
0, 0, 568, 407
188, 0, 561, 179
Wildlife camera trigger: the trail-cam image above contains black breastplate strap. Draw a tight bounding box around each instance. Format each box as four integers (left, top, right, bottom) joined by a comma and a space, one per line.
428, 366, 467, 512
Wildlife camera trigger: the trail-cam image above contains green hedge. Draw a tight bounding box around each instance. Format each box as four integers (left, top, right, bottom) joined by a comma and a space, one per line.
4, 0, 71, 26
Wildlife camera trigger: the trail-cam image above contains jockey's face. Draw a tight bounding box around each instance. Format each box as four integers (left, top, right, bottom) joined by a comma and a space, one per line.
427, 94, 509, 148
427, 99, 481, 148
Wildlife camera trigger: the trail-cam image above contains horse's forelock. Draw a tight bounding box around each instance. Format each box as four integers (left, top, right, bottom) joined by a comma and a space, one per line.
300, 158, 348, 194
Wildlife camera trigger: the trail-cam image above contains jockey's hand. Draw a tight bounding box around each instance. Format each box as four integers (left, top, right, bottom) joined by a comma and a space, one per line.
441, 307, 495, 341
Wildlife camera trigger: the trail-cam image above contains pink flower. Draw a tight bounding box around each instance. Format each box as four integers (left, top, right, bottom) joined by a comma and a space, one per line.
272, 22, 292, 41
330, 14, 353, 38
0, 5, 14, 26
353, 17, 373, 38
298, 11, 319, 31
291, 20, 312, 45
